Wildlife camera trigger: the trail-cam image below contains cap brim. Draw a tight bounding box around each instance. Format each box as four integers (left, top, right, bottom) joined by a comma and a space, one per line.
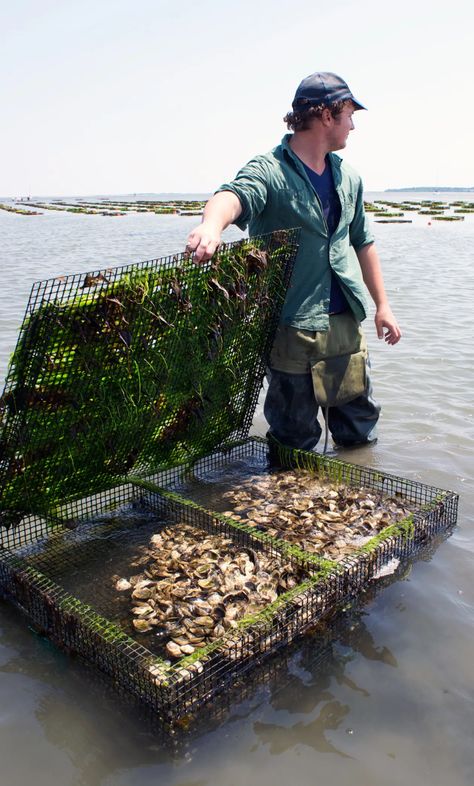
351, 96, 367, 111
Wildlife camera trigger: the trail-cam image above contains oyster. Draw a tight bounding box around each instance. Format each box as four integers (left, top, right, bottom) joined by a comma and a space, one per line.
115, 578, 131, 591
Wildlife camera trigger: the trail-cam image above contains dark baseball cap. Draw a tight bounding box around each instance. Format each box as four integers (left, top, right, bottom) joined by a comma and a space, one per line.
292, 72, 367, 111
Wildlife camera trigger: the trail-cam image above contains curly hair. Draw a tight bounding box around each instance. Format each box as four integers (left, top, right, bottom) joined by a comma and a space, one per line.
283, 100, 348, 132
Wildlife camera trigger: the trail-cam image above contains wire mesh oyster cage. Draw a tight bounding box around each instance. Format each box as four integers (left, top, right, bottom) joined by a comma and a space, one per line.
0, 228, 459, 724
0, 442, 458, 724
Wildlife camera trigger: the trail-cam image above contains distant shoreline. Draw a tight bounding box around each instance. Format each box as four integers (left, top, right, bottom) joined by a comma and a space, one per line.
386, 187, 474, 193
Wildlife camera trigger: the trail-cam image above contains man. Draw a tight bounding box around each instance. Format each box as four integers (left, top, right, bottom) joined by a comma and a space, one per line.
186, 71, 401, 453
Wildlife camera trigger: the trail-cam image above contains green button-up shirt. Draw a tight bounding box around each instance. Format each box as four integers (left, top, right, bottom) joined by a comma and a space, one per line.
216, 134, 374, 331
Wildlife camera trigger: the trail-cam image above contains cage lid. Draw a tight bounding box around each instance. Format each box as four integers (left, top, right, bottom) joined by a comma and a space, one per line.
0, 230, 299, 528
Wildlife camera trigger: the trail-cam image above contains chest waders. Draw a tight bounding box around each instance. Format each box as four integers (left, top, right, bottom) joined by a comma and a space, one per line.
269, 311, 368, 453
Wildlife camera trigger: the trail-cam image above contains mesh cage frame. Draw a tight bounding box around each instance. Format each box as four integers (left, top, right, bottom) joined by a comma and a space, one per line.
0, 439, 458, 723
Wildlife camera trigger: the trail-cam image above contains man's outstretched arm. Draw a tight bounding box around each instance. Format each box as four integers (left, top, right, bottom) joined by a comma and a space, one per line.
186, 192, 242, 263
357, 243, 401, 345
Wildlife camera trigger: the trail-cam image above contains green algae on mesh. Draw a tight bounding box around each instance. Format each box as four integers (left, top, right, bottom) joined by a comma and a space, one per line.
0, 232, 297, 520
160, 439, 418, 569
355, 513, 415, 555
417, 493, 449, 514
267, 439, 363, 486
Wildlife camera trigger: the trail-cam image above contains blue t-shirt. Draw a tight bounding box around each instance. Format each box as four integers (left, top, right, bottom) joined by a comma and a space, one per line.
301, 158, 349, 314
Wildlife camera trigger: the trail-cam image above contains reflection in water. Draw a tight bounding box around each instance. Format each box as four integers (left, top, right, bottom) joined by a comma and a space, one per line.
254, 699, 352, 757
250, 564, 410, 758
269, 604, 399, 718
33, 693, 181, 786
0, 604, 176, 785
336, 611, 398, 668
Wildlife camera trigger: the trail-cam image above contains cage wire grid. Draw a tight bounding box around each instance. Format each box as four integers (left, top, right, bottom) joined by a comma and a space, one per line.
51, 557, 419, 748
135, 437, 459, 566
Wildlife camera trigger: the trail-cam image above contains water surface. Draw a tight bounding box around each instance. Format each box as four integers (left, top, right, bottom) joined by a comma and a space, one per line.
0, 192, 473, 786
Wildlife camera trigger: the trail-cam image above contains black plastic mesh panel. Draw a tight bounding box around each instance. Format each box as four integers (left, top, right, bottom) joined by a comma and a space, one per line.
0, 231, 299, 528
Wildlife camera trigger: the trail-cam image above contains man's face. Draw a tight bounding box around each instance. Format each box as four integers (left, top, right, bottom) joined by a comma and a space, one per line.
329, 102, 355, 150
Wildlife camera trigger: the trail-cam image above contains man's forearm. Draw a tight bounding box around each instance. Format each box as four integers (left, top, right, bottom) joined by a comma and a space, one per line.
356, 242, 389, 307
201, 191, 242, 231
356, 242, 401, 344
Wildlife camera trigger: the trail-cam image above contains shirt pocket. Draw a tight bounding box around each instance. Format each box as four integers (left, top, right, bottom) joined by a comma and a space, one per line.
340, 192, 356, 224
272, 187, 318, 229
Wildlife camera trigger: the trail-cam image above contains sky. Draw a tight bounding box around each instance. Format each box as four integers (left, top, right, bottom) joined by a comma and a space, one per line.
1, 0, 473, 196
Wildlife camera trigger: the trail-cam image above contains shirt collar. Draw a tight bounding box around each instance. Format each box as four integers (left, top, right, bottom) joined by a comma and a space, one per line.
281, 134, 342, 168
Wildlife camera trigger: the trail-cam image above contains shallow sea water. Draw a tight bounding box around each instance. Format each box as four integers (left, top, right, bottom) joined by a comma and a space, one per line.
0, 192, 473, 786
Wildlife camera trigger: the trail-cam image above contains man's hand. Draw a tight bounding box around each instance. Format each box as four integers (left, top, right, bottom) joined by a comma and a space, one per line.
374, 304, 401, 345
186, 223, 222, 263
185, 191, 242, 264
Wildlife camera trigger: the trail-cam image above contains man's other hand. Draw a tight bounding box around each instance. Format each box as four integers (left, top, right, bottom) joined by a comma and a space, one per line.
374, 305, 401, 345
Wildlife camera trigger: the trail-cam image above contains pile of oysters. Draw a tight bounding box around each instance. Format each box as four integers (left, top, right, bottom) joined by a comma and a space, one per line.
115, 522, 304, 660
221, 470, 415, 560
114, 471, 414, 664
